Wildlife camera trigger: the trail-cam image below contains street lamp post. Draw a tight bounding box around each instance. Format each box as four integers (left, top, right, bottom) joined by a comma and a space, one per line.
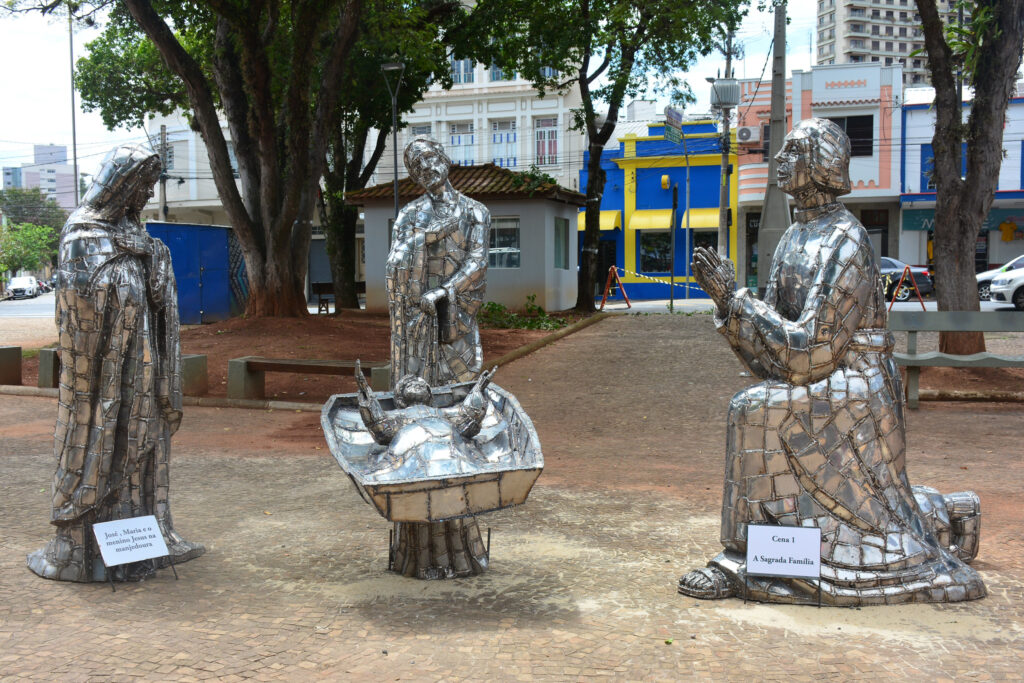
381, 61, 406, 222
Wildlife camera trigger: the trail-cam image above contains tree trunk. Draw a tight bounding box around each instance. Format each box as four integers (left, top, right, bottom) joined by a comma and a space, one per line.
575, 145, 607, 312
917, 0, 1024, 354
325, 204, 361, 309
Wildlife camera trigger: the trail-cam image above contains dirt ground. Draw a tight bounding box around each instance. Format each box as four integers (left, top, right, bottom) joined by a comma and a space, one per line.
2, 313, 1022, 680
7, 310, 1022, 401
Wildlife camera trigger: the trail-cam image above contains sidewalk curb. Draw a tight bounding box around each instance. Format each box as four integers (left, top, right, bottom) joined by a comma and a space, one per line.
0, 313, 611, 412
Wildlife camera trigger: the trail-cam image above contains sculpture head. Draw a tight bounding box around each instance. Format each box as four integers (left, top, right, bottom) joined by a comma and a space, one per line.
81, 144, 162, 222
404, 137, 451, 194
394, 374, 433, 408
774, 118, 851, 200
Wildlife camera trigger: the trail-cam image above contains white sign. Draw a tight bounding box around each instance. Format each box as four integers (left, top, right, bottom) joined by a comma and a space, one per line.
746, 525, 821, 579
93, 515, 170, 567
665, 106, 684, 131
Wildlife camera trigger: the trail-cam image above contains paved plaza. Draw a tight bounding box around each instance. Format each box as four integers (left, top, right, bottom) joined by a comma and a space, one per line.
2, 314, 1022, 680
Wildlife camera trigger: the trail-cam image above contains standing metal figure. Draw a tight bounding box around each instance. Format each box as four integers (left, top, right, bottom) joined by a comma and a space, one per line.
679, 119, 985, 604
384, 138, 491, 578
27, 144, 204, 582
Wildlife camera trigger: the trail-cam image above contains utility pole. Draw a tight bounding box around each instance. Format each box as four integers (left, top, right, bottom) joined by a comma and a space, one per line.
159, 124, 168, 221
68, 9, 79, 207
757, 0, 792, 295
717, 31, 735, 260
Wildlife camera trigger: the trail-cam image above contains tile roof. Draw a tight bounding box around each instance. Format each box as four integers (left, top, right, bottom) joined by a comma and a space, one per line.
345, 163, 585, 206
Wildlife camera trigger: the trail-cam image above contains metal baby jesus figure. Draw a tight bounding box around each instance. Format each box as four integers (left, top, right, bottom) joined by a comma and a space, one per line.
677, 118, 984, 605
321, 363, 543, 580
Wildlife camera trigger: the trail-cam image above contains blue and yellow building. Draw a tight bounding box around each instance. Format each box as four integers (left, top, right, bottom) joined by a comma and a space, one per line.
578, 120, 738, 300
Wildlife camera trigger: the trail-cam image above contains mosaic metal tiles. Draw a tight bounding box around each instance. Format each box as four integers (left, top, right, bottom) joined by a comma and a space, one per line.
679, 118, 985, 605
27, 144, 204, 583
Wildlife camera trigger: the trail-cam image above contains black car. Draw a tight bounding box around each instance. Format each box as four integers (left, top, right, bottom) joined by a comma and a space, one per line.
878, 257, 934, 301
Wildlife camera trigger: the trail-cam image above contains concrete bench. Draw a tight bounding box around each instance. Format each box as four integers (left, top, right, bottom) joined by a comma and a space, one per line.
888, 310, 1024, 409
33, 349, 208, 396
0, 346, 21, 385
227, 357, 390, 400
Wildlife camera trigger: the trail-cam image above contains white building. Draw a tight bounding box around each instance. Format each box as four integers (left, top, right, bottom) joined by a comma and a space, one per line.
371, 59, 586, 192
2, 144, 79, 211
899, 84, 1024, 269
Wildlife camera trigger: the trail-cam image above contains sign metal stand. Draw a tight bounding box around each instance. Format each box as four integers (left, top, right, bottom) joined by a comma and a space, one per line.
92, 515, 180, 593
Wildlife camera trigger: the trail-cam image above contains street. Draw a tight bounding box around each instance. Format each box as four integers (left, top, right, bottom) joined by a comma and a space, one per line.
0, 291, 55, 318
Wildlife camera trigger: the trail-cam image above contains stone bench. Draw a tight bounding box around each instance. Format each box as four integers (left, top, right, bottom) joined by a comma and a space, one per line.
227, 357, 390, 400
32, 349, 208, 396
888, 310, 1024, 409
0, 346, 21, 385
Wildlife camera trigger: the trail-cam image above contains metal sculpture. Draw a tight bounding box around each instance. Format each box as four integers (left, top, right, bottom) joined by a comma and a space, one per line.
385, 137, 490, 386
322, 366, 543, 579
679, 118, 985, 605
27, 144, 204, 583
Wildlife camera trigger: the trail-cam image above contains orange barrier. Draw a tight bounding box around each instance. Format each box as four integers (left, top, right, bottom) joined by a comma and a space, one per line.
599, 266, 631, 311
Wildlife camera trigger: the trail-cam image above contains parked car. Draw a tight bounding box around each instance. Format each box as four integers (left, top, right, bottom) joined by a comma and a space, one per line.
5, 276, 39, 299
878, 257, 934, 301
989, 266, 1024, 310
976, 254, 1024, 301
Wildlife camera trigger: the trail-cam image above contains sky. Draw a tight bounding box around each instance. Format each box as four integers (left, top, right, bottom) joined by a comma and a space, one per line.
0, 0, 817, 174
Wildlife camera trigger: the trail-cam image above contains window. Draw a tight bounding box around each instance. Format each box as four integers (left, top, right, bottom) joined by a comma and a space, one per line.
898, 26, 907, 36
921, 143, 967, 190
851, 39, 865, 48
871, 56, 880, 62
638, 231, 671, 273
827, 115, 873, 157
872, 25, 880, 34
448, 122, 475, 166
226, 141, 240, 178
871, 9, 880, 17
886, 41, 893, 51
554, 217, 570, 269
885, 56, 893, 65
539, 65, 557, 79
490, 64, 510, 81
450, 56, 474, 84
491, 120, 517, 167
410, 124, 432, 137
912, 59, 921, 68
489, 217, 520, 268
535, 117, 558, 165
899, 42, 907, 52
761, 123, 772, 161
850, 8, 865, 16
872, 40, 880, 49
850, 23, 864, 32
850, 55, 863, 63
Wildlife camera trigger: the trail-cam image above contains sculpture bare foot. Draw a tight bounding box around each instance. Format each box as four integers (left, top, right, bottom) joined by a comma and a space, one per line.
678, 566, 736, 599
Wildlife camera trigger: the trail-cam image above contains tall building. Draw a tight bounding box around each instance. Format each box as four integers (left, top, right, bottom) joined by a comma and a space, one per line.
2, 144, 78, 211
815, 0, 964, 86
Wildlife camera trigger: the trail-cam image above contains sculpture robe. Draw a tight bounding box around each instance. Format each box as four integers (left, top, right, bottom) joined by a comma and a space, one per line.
709, 205, 985, 604
385, 192, 489, 388
27, 211, 198, 581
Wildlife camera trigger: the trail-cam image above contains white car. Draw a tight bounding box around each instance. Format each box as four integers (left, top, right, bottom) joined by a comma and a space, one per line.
976, 254, 1024, 301
988, 266, 1024, 310
5, 276, 39, 299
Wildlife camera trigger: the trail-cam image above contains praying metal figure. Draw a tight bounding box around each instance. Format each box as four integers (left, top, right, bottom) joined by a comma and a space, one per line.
322, 365, 543, 579
678, 119, 985, 604
27, 144, 204, 583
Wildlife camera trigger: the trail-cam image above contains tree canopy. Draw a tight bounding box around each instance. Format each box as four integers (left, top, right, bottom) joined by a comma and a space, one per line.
462, 0, 744, 310
0, 187, 68, 233
0, 223, 58, 275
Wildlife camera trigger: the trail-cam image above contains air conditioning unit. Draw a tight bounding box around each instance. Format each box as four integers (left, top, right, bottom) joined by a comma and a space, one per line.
736, 126, 761, 144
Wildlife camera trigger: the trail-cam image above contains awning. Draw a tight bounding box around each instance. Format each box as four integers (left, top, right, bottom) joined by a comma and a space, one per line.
629, 209, 673, 230
577, 210, 622, 231
680, 208, 720, 229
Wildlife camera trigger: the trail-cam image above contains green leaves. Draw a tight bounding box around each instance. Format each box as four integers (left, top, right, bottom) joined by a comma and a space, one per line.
0, 223, 59, 274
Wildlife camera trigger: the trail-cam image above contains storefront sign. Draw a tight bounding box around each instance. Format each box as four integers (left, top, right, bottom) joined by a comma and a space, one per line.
746, 525, 821, 579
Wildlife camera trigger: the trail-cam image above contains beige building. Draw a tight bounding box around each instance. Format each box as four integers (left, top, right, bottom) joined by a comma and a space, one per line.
815, 0, 964, 86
